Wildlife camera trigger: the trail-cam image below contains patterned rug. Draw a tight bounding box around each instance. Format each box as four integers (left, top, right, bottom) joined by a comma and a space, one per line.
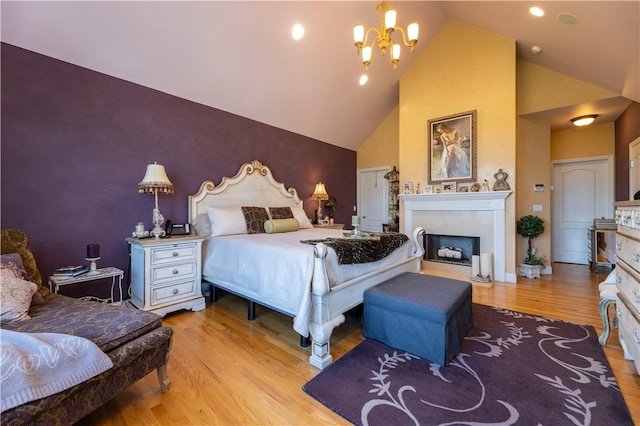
303, 304, 633, 425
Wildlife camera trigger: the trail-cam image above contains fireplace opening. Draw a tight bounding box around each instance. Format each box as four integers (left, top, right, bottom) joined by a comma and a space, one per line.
423, 234, 480, 266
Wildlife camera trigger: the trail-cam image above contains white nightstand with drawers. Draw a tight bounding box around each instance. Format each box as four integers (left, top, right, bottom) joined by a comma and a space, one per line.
126, 235, 206, 316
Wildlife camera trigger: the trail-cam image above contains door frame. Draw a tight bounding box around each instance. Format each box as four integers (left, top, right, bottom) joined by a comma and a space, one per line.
629, 136, 640, 199
551, 154, 615, 264
357, 166, 391, 231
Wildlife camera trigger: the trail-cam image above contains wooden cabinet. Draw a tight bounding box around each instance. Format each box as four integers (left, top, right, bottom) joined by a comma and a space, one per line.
127, 235, 206, 316
614, 201, 640, 374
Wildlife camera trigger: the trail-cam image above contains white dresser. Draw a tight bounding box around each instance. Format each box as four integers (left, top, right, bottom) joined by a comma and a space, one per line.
614, 201, 640, 374
127, 235, 206, 316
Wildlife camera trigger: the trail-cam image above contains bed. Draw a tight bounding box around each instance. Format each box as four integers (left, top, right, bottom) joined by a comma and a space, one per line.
188, 160, 424, 369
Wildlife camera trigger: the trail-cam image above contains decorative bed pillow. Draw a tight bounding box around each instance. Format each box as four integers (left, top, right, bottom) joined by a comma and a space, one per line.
205, 206, 247, 236
242, 206, 270, 234
193, 213, 212, 236
1, 229, 42, 289
1, 253, 45, 306
0, 269, 37, 322
264, 218, 300, 234
291, 206, 314, 229
268, 207, 294, 220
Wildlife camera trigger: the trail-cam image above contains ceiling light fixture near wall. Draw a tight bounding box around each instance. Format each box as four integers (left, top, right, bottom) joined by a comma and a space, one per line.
353, 1, 418, 71
292, 24, 304, 40
571, 115, 597, 126
529, 7, 544, 17
558, 13, 579, 25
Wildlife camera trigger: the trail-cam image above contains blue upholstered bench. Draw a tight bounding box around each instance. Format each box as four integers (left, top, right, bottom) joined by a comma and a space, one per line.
363, 272, 473, 366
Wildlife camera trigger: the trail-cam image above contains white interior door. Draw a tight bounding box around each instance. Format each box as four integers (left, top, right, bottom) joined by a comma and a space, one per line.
629, 136, 640, 199
552, 156, 614, 264
357, 167, 389, 232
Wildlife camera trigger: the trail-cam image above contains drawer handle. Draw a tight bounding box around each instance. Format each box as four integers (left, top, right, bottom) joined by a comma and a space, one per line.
634, 330, 640, 344
634, 289, 640, 303
173, 288, 179, 295
617, 306, 623, 317
633, 251, 640, 262
616, 242, 623, 251
616, 275, 622, 285
173, 269, 179, 275
173, 252, 179, 257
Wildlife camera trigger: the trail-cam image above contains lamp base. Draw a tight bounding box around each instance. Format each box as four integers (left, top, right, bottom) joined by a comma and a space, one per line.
86, 257, 101, 273
151, 206, 166, 238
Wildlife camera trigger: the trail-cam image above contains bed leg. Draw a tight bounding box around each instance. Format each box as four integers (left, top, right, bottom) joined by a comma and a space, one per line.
210, 284, 219, 303
248, 301, 256, 320
157, 364, 171, 392
300, 335, 311, 347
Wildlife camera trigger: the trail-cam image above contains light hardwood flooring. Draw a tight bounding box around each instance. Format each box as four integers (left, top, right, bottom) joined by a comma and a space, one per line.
79, 263, 639, 425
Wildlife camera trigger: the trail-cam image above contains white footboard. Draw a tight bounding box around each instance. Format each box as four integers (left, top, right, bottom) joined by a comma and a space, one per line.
308, 227, 426, 369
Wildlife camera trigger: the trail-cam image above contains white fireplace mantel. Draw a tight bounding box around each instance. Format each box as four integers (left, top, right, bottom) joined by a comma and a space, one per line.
400, 191, 513, 282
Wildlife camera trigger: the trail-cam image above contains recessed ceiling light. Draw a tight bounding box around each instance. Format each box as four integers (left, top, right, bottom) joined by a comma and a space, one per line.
558, 13, 578, 25
529, 7, 544, 17
359, 74, 368, 86
571, 115, 597, 126
292, 24, 304, 40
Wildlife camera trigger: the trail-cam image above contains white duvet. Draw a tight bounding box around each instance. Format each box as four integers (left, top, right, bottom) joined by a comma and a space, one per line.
202, 228, 413, 337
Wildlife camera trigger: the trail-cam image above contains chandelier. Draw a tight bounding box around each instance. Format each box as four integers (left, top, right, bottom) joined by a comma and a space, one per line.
353, 1, 419, 71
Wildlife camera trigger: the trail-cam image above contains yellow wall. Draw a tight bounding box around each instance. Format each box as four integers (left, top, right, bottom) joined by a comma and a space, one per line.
516, 116, 551, 264
398, 20, 518, 276
551, 123, 615, 161
358, 106, 399, 170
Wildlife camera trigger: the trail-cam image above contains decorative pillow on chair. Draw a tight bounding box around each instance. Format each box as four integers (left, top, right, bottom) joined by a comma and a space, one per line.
0, 269, 37, 322
1, 229, 42, 289
242, 206, 270, 234
1, 253, 45, 305
205, 206, 247, 236
268, 207, 294, 220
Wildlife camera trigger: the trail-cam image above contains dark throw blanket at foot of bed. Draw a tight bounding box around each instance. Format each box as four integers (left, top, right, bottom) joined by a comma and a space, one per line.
303, 303, 633, 426
301, 233, 409, 264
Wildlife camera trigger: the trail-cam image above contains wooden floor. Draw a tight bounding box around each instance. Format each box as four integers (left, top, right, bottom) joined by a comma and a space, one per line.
79, 263, 639, 425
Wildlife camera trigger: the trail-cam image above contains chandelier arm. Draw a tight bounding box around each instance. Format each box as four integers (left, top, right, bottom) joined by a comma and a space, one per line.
393, 27, 415, 49
362, 27, 383, 49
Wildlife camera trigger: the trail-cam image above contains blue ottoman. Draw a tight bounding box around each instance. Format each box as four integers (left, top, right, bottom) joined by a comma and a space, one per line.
363, 272, 473, 365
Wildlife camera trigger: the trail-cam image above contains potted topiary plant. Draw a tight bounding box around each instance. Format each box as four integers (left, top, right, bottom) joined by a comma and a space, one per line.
517, 214, 546, 278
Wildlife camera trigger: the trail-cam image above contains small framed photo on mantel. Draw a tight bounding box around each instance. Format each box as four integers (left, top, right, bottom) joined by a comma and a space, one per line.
442, 182, 457, 193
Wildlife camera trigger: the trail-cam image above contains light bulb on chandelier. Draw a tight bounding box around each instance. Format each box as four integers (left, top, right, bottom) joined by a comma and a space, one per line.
353, 1, 419, 71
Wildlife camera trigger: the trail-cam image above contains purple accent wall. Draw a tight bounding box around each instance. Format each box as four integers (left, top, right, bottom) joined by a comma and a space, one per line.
615, 102, 640, 201
1, 43, 356, 296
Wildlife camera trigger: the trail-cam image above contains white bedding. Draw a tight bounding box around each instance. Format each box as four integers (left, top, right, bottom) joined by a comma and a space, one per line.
202, 228, 413, 337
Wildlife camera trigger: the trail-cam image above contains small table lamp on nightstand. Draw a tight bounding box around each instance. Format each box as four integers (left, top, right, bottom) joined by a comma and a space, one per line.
138, 162, 174, 238
311, 182, 329, 224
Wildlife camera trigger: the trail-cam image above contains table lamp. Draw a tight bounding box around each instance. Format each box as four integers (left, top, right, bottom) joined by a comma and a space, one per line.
311, 182, 329, 224
138, 162, 174, 238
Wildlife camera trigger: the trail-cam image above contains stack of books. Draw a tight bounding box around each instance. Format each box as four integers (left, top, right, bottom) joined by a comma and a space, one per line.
53, 265, 89, 277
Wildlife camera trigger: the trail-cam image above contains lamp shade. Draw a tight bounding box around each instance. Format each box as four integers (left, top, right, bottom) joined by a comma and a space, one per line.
138, 162, 174, 194
312, 182, 329, 200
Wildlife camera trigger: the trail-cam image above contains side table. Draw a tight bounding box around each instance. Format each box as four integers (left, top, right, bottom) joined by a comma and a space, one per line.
48, 267, 124, 304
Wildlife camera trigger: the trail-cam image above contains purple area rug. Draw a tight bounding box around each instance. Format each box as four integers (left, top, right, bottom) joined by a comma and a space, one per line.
303, 304, 633, 425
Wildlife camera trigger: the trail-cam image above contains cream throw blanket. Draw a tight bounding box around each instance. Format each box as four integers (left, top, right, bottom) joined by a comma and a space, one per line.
1, 329, 113, 412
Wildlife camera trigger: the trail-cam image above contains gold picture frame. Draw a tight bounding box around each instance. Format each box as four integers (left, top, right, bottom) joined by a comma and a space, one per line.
427, 110, 477, 184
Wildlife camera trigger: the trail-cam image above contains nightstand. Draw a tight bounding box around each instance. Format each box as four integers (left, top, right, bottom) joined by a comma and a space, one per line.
313, 223, 344, 230
48, 267, 124, 304
126, 234, 206, 316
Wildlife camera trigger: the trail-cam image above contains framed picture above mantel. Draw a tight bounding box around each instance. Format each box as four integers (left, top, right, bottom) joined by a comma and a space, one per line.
427, 110, 477, 185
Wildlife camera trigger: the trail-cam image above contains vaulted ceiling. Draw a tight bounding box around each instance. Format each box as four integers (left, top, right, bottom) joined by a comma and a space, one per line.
2, 1, 638, 151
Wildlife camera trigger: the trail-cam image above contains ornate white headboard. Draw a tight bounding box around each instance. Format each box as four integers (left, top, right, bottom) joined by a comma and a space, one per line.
188, 160, 303, 223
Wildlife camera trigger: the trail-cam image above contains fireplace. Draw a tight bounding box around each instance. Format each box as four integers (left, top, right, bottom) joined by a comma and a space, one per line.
400, 190, 513, 282
423, 234, 480, 266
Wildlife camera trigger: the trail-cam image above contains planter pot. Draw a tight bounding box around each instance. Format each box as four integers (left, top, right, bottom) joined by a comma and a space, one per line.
519, 263, 543, 279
